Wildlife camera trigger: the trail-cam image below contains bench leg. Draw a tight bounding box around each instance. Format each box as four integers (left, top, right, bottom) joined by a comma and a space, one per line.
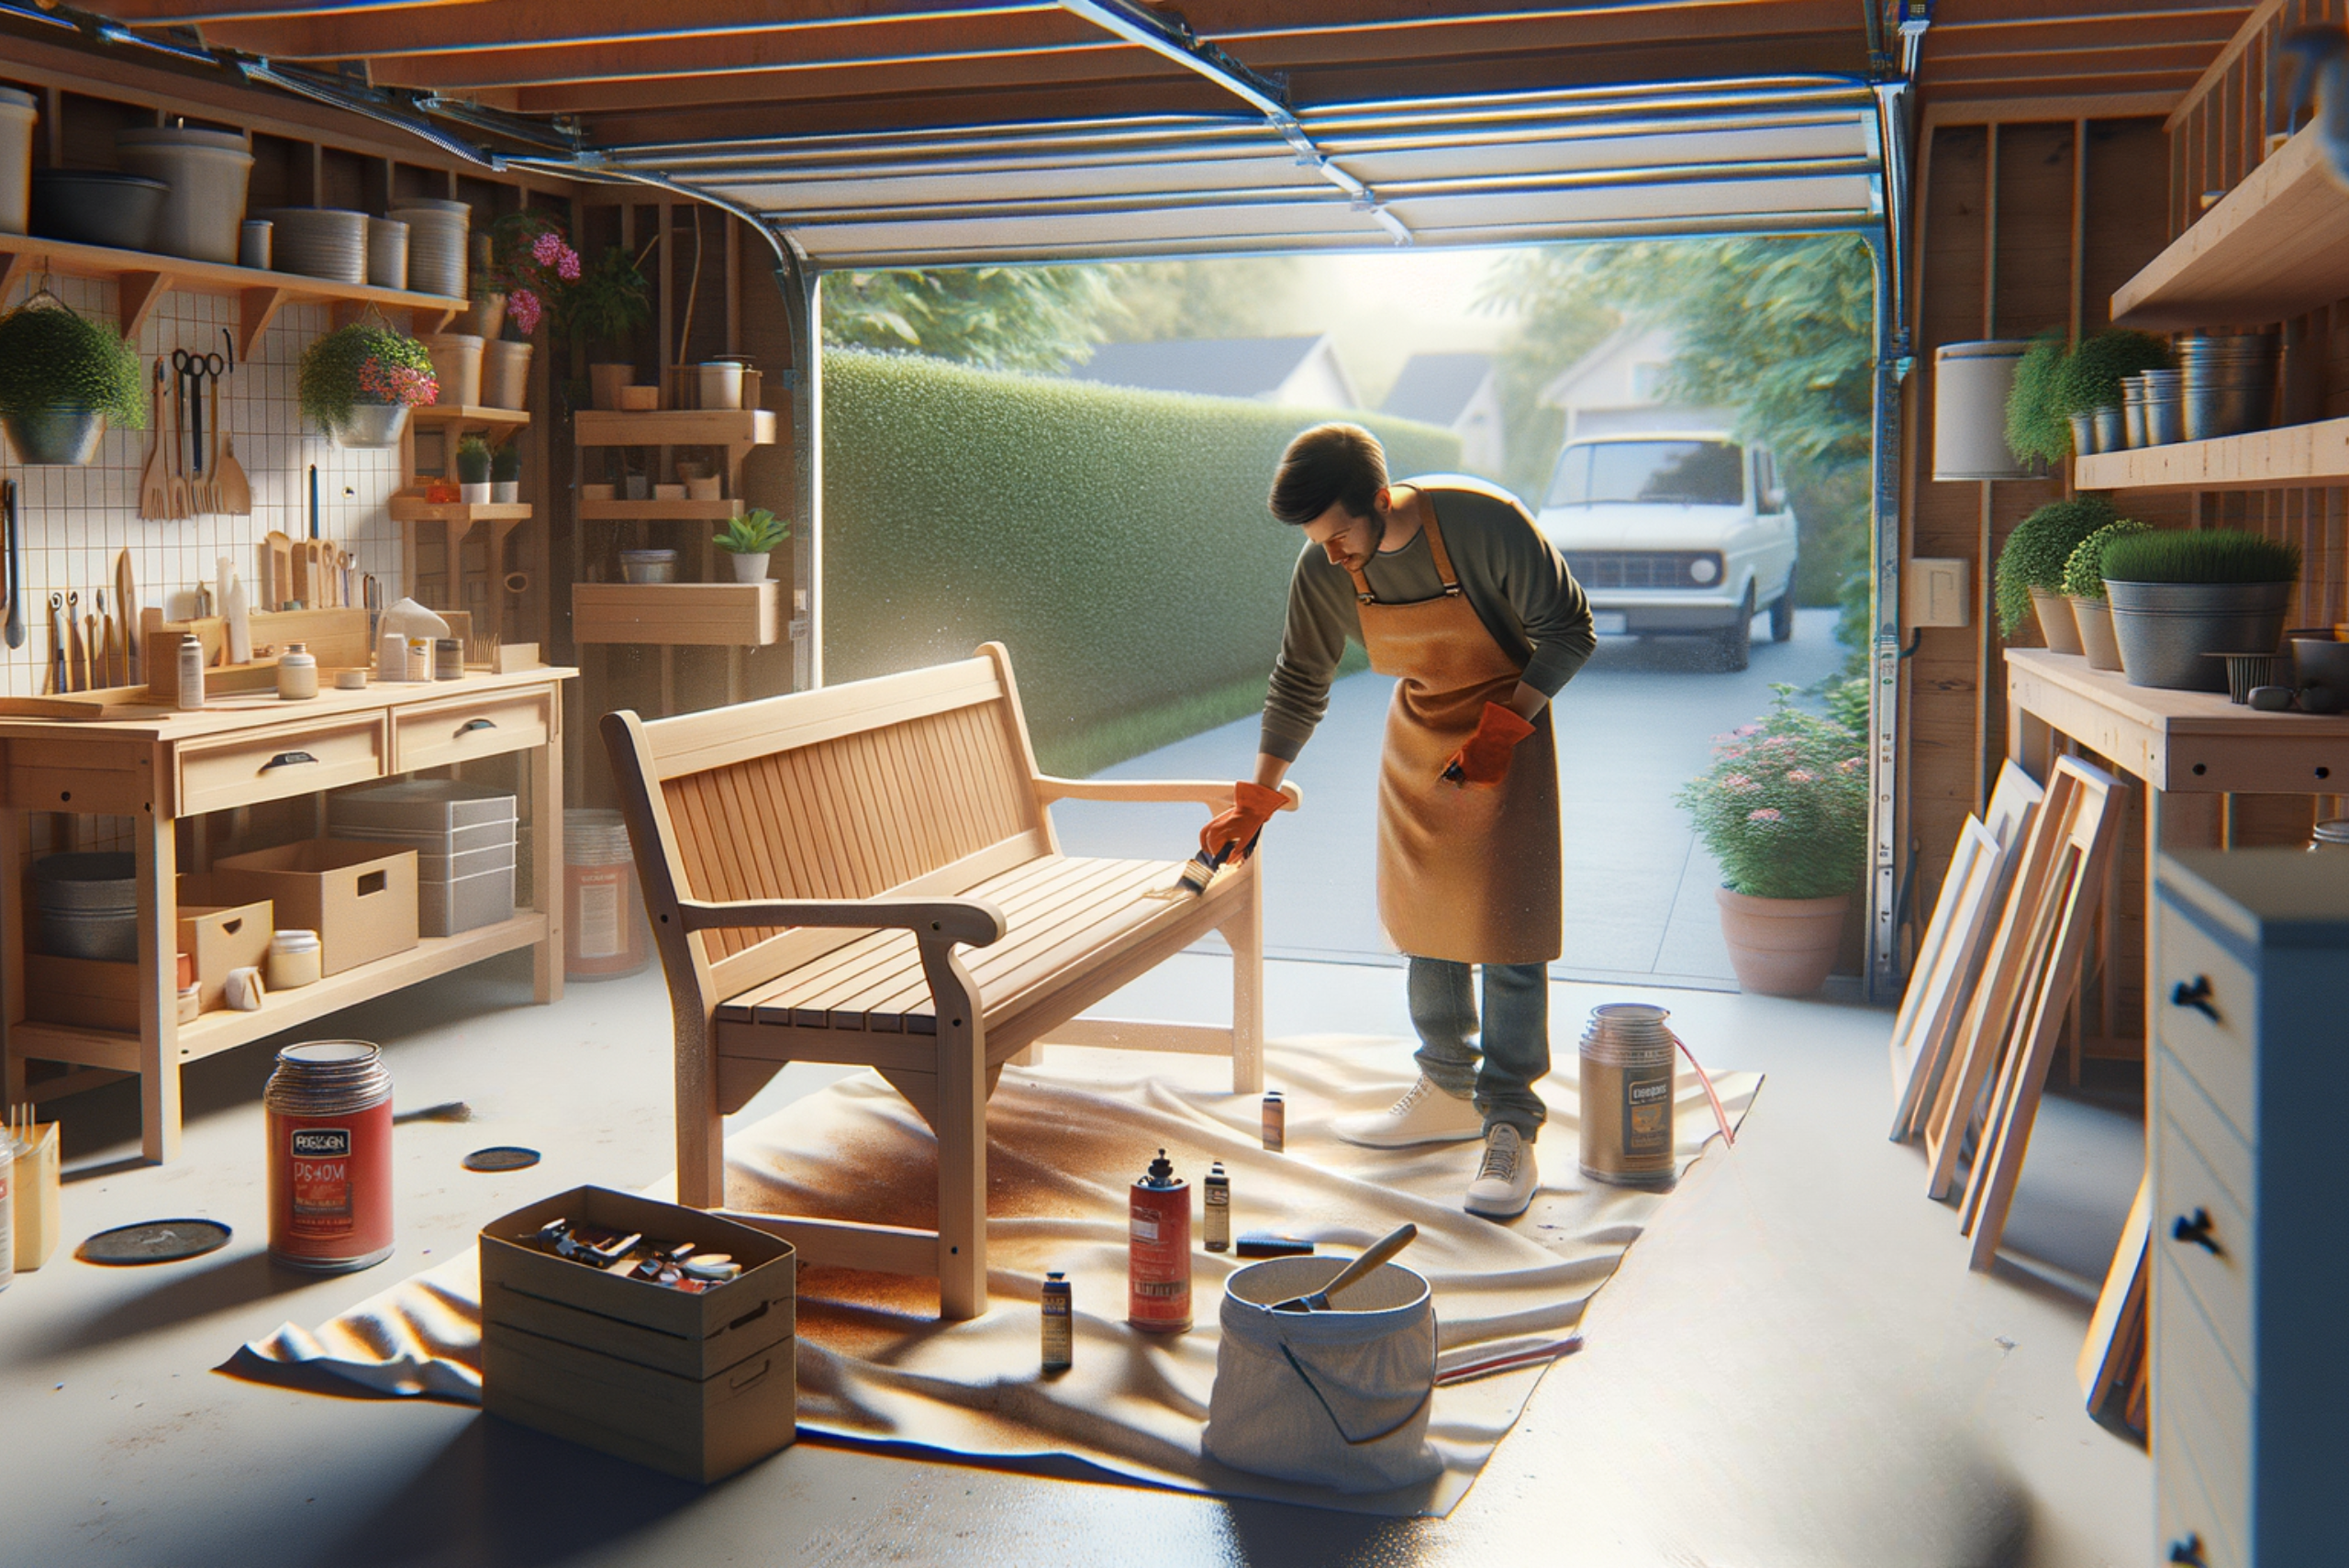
937, 1019, 989, 1320
675, 1013, 726, 1209
1216, 867, 1266, 1095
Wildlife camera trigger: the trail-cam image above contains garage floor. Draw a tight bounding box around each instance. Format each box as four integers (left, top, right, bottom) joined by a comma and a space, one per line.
2, 945, 2148, 1567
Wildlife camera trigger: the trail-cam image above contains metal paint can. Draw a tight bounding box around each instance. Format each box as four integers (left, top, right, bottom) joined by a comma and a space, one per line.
264, 1040, 395, 1272
1127, 1149, 1191, 1332
1261, 1090, 1285, 1152
1041, 1270, 1072, 1372
1203, 1161, 1230, 1252
1578, 1004, 1676, 1188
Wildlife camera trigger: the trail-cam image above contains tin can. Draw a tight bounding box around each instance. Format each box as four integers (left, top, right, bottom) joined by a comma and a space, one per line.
1578, 1004, 1676, 1187
264, 1040, 395, 1272
1203, 1162, 1230, 1251
1127, 1149, 1191, 1332
1261, 1090, 1285, 1152
1041, 1270, 1073, 1372
433, 636, 463, 680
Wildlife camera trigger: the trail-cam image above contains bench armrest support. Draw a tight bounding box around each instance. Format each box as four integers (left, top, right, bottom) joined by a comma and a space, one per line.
1032, 776, 1303, 812
675, 895, 1007, 947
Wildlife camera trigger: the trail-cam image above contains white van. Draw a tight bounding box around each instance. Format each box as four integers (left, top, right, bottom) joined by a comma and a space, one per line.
1534, 431, 1799, 672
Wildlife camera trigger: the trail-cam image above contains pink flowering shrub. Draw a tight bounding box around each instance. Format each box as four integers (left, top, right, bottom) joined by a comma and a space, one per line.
1676, 684, 1866, 899
484, 210, 584, 339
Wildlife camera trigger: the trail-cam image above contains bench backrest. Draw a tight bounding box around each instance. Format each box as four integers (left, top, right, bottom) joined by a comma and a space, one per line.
602, 642, 1056, 1008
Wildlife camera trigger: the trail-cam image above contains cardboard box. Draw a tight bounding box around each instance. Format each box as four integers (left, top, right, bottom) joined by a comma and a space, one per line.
190, 841, 417, 975
479, 1186, 796, 1483
23, 953, 139, 1032
11, 1120, 61, 1271
175, 899, 273, 1012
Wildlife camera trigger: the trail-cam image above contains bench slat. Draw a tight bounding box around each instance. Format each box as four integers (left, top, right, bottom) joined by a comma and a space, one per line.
644, 656, 1005, 781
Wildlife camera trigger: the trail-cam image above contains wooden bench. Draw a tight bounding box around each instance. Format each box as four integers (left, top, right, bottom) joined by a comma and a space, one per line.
601, 642, 1294, 1318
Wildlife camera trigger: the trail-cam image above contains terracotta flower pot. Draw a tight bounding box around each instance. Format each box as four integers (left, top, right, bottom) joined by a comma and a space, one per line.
2030, 586, 2084, 654
2071, 595, 2124, 671
1714, 886, 1849, 997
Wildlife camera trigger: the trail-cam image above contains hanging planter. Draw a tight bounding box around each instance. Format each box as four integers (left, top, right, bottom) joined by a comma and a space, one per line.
0, 288, 147, 466
300, 318, 437, 449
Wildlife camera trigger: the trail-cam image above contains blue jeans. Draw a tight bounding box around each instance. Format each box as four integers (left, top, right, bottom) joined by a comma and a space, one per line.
1407, 956, 1550, 1140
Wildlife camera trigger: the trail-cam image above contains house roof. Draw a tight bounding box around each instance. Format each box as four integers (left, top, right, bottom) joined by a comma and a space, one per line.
1379, 352, 1495, 427
1066, 335, 1332, 400
1539, 323, 1673, 409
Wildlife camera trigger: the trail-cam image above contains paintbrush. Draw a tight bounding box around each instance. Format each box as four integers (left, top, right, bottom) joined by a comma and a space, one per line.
1170, 828, 1261, 897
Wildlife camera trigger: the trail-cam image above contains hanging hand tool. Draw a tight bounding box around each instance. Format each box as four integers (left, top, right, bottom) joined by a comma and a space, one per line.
65, 590, 85, 693
165, 360, 191, 519
363, 573, 382, 643
83, 597, 101, 690
214, 348, 250, 515
45, 594, 63, 695
139, 359, 170, 519
198, 350, 226, 514
117, 550, 139, 684
173, 349, 200, 492
95, 589, 117, 688
2, 478, 22, 651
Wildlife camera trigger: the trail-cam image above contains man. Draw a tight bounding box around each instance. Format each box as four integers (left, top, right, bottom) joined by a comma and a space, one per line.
1201, 423, 1595, 1218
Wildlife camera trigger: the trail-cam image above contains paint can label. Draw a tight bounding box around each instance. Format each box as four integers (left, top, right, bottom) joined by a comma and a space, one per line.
1622, 1069, 1674, 1157
268, 1100, 393, 1267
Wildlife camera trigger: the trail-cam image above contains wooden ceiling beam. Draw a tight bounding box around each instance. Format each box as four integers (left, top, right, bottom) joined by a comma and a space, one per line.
571, 78, 1231, 148
1920, 0, 2248, 24
515, 46, 1179, 115
1919, 71, 2201, 101
1920, 44, 2222, 83
101, 0, 487, 21
1219, 0, 1864, 71
180, 0, 1051, 61
1920, 15, 2242, 55
358, 17, 1108, 92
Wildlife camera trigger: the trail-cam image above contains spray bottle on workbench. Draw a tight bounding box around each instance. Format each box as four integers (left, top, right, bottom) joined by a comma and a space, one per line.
1127, 1149, 1191, 1332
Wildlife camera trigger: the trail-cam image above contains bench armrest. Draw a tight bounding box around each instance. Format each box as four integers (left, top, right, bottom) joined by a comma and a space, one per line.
1032, 776, 1303, 812
675, 895, 1007, 947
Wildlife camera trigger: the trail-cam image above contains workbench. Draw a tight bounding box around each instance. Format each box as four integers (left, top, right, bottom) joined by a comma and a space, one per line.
2004, 647, 2349, 1057
1, 666, 576, 1162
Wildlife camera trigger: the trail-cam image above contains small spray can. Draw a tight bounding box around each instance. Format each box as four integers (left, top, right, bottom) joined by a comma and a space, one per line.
1261, 1090, 1286, 1152
1041, 1270, 1073, 1373
1203, 1161, 1230, 1252
1127, 1148, 1191, 1332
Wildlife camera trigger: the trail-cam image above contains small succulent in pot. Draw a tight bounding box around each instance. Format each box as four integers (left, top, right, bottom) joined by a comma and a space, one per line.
490, 442, 522, 484
0, 293, 148, 464
454, 435, 493, 485
300, 322, 436, 445
1995, 495, 2117, 637
714, 507, 788, 555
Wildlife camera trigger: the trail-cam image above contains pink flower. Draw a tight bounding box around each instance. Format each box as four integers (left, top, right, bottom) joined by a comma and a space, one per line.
1734, 723, 1762, 737
1746, 807, 1783, 823
532, 231, 563, 265
1837, 756, 1865, 773
557, 248, 581, 281
355, 357, 437, 407
507, 287, 543, 336
1786, 768, 1817, 784
1720, 773, 1753, 791
1759, 735, 1796, 750
1716, 745, 1750, 762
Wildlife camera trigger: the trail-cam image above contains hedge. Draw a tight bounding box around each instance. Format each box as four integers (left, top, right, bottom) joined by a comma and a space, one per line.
821, 349, 1461, 774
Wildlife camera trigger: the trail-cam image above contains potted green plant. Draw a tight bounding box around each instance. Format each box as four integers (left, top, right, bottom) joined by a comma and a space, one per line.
0, 293, 147, 464
2055, 329, 2171, 455
1675, 686, 1868, 996
562, 242, 652, 410
299, 321, 437, 448
714, 507, 787, 584
2101, 528, 2300, 691
2063, 518, 2152, 672
477, 209, 580, 410
490, 441, 522, 505
2003, 328, 2070, 469
1996, 495, 2115, 652
455, 435, 493, 505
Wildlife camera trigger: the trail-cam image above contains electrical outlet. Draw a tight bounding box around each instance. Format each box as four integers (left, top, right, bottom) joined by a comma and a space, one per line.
1905, 558, 1970, 628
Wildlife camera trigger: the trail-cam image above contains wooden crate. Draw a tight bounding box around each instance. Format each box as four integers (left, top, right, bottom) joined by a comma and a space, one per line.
571, 582, 781, 648
479, 1186, 797, 1484
176, 899, 273, 1013
23, 952, 139, 1032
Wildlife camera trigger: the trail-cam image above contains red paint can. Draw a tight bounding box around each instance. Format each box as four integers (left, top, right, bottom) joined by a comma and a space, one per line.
264, 1040, 395, 1273
1127, 1148, 1191, 1332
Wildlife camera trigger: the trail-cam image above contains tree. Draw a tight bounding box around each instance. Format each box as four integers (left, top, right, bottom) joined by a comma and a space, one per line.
1107, 257, 1302, 340
822, 265, 1122, 373
1473, 250, 1617, 502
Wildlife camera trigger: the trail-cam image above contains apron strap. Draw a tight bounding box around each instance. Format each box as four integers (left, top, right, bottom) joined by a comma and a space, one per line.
1343, 492, 1465, 606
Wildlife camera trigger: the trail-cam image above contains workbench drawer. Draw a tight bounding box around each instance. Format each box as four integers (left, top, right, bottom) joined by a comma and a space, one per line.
2153, 902, 2255, 1140
393, 689, 551, 772
175, 716, 387, 816
2153, 1080, 2254, 1385
2155, 1254, 2251, 1568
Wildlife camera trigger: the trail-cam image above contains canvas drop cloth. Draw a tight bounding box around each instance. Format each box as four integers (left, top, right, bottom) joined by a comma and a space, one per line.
229, 1034, 1757, 1516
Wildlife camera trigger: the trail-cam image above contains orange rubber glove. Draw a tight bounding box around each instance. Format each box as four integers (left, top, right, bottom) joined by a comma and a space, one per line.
1441, 702, 1536, 788
1199, 780, 1286, 863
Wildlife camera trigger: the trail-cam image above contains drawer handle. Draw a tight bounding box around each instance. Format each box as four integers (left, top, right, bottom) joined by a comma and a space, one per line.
261, 751, 319, 771
2171, 1207, 2224, 1257
2170, 975, 2220, 1022
459, 717, 497, 734
2168, 1533, 2206, 1566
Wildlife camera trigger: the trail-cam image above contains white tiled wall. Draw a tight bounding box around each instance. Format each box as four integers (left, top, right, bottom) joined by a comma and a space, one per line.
1, 272, 408, 699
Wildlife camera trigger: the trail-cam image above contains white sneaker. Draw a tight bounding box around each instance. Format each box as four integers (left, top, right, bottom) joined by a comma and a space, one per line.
1465, 1125, 1537, 1218
1332, 1073, 1484, 1148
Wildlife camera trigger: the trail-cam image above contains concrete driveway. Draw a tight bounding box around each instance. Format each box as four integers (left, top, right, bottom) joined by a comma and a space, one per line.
1052, 607, 1850, 986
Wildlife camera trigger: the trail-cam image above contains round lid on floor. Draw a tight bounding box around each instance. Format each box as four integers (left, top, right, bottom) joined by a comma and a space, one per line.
77, 1218, 233, 1265
462, 1145, 540, 1173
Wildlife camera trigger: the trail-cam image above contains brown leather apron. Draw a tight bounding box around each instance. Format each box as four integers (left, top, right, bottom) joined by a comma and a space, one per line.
1346, 495, 1562, 964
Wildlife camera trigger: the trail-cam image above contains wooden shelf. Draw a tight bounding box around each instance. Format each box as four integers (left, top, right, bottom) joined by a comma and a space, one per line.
577, 498, 743, 521
388, 498, 532, 524
2075, 417, 2349, 493
410, 405, 530, 445
573, 580, 781, 647
573, 409, 775, 448
0, 230, 465, 359
2111, 120, 2349, 330
11, 913, 550, 1070
2007, 648, 2349, 795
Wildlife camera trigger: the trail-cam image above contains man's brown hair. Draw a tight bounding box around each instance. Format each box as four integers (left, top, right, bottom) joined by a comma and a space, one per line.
1269, 422, 1387, 525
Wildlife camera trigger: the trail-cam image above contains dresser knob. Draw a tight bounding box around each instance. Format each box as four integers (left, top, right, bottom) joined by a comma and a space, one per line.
2171, 1208, 2224, 1256
2170, 976, 2220, 1022
2168, 1533, 2206, 1565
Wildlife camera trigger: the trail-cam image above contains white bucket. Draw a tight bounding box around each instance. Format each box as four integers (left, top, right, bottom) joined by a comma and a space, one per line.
0, 88, 36, 237
116, 127, 252, 263
1202, 1256, 1441, 1493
